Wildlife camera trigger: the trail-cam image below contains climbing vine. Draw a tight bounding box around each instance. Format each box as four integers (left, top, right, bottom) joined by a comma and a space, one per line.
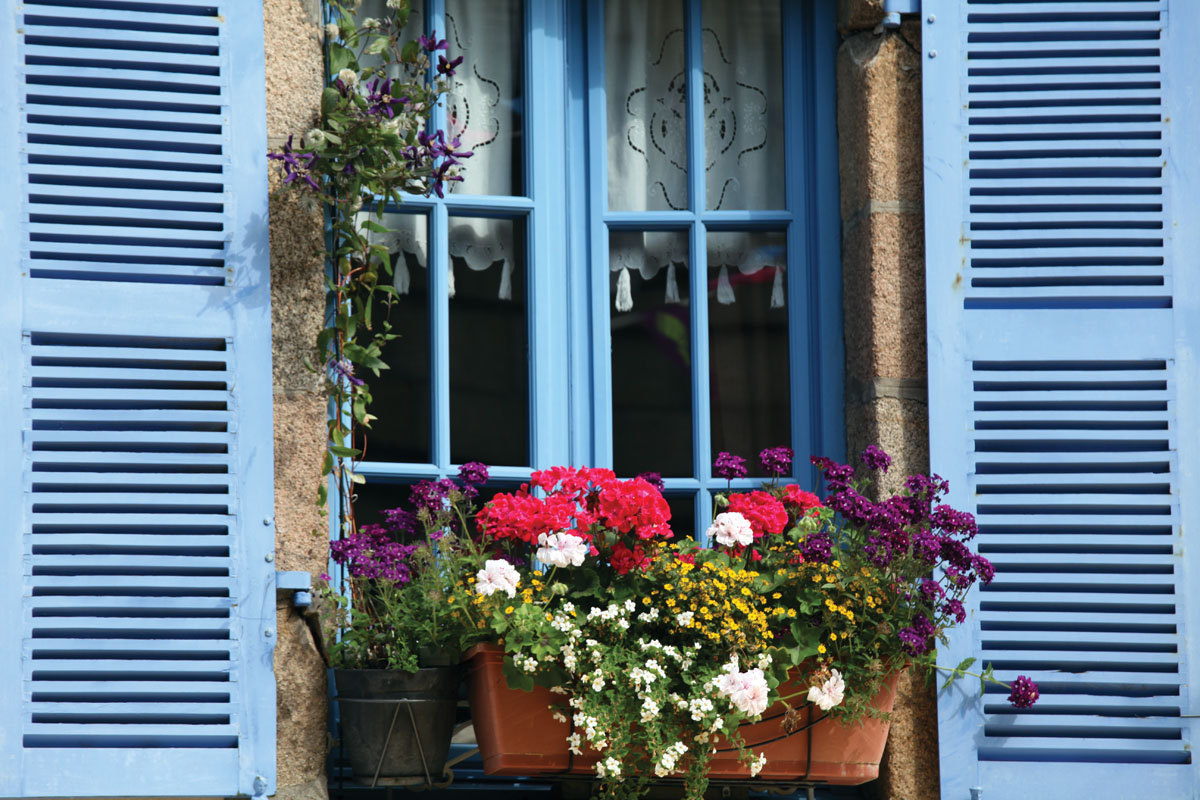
268, 0, 470, 532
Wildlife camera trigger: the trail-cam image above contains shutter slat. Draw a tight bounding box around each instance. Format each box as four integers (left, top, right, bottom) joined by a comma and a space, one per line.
22, 7, 225, 29
26, 144, 225, 169
21, 24, 219, 52
23, 64, 224, 90
26, 640, 232, 655
28, 618, 232, 633
22, 43, 223, 71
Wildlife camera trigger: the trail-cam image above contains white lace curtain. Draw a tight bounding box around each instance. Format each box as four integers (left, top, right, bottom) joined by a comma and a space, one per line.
606, 0, 785, 312
360, 0, 520, 298
359, 0, 785, 309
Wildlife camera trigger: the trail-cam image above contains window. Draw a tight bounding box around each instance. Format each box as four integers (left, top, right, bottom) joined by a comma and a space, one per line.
348, 0, 841, 539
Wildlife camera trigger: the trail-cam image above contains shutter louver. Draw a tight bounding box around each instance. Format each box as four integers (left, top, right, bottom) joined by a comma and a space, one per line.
925, 1, 1200, 798
1, 1, 275, 796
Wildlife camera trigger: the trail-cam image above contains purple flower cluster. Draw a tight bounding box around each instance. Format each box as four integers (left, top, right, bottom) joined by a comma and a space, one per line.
759, 446, 794, 477
267, 135, 320, 191
459, 461, 489, 486
418, 32, 448, 52
1007, 675, 1040, 708
365, 77, 409, 119
714, 451, 748, 481
409, 478, 458, 515
636, 472, 665, 492
327, 357, 364, 387
897, 613, 936, 656
403, 129, 473, 198
330, 525, 418, 583
801, 531, 833, 564
812, 446, 993, 655
861, 444, 891, 473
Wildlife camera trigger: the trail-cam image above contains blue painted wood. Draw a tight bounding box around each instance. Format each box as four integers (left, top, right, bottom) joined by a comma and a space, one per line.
926, 1, 1198, 796
2, 1, 276, 795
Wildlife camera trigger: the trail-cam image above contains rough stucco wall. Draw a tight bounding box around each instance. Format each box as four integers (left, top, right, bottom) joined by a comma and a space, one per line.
265, 1, 330, 799
836, 12, 940, 800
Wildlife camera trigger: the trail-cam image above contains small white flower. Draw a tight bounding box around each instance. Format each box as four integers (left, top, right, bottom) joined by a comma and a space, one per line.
324, 22, 340, 39
676, 611, 694, 627
337, 68, 359, 87
361, 17, 381, 29
386, 0, 404, 7
707, 511, 755, 547
304, 128, 326, 147
551, 709, 568, 723
474, 559, 520, 598
567, 732, 582, 755
535, 531, 589, 568
749, 752, 768, 778
807, 669, 846, 711
592, 675, 605, 692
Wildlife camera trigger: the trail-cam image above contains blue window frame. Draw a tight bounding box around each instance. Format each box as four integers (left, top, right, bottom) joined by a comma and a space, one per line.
345, 0, 840, 540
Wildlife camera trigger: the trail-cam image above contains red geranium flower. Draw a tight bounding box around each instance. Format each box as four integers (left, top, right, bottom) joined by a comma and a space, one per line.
610, 542, 650, 575
726, 490, 788, 539
783, 484, 824, 516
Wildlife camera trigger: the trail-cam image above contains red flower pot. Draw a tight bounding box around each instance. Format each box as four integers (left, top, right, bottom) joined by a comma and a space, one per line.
464, 644, 900, 784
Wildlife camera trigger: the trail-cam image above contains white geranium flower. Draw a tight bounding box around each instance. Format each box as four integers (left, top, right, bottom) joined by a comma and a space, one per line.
717, 667, 770, 717
474, 559, 520, 598
707, 511, 755, 547
535, 531, 589, 568
337, 68, 359, 87
807, 669, 846, 711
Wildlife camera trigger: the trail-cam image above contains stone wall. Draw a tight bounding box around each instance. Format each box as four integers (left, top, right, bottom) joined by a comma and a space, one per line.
836, 5, 939, 799
265, 2, 331, 799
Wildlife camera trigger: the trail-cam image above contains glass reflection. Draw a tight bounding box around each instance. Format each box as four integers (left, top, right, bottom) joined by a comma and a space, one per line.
449, 216, 528, 466
356, 213, 431, 464
610, 230, 692, 477
707, 231, 789, 475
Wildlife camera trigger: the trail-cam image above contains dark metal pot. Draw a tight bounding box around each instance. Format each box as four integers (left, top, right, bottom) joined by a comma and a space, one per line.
334, 666, 461, 785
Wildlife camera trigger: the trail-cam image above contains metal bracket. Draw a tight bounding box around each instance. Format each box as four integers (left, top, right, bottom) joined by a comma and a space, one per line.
276, 570, 313, 608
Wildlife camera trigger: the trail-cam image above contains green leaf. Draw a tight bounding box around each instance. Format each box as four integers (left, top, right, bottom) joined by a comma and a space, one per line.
321, 87, 342, 116
360, 219, 391, 234
401, 40, 419, 63
328, 43, 355, 75
501, 658, 535, 693
328, 445, 361, 458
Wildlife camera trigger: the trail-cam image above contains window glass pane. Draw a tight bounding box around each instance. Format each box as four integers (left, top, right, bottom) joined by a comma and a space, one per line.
702, 0, 784, 210
352, 479, 519, 536
446, 0, 524, 197
606, 0, 688, 211
357, 0, 423, 79
707, 231, 789, 474
357, 213, 431, 464
666, 494, 697, 541
610, 230, 692, 476
449, 216, 528, 466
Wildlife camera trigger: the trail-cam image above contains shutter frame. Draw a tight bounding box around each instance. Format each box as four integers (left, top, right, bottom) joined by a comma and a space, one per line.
2, 1, 275, 796
925, 1, 1199, 797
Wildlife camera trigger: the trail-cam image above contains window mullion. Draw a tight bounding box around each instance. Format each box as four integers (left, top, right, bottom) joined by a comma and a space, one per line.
585, 0, 613, 470
684, 0, 711, 498
430, 201, 451, 472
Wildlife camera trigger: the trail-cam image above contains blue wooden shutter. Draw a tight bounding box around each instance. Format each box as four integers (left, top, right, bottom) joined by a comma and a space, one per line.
0, 1, 276, 796
924, 1, 1200, 797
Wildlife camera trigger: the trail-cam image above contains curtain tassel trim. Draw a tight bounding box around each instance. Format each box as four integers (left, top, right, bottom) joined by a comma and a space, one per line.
770, 265, 784, 309
615, 267, 633, 312
717, 265, 735, 305
664, 262, 682, 304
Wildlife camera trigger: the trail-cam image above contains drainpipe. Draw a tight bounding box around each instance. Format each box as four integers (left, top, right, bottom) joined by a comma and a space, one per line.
879, 0, 920, 31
